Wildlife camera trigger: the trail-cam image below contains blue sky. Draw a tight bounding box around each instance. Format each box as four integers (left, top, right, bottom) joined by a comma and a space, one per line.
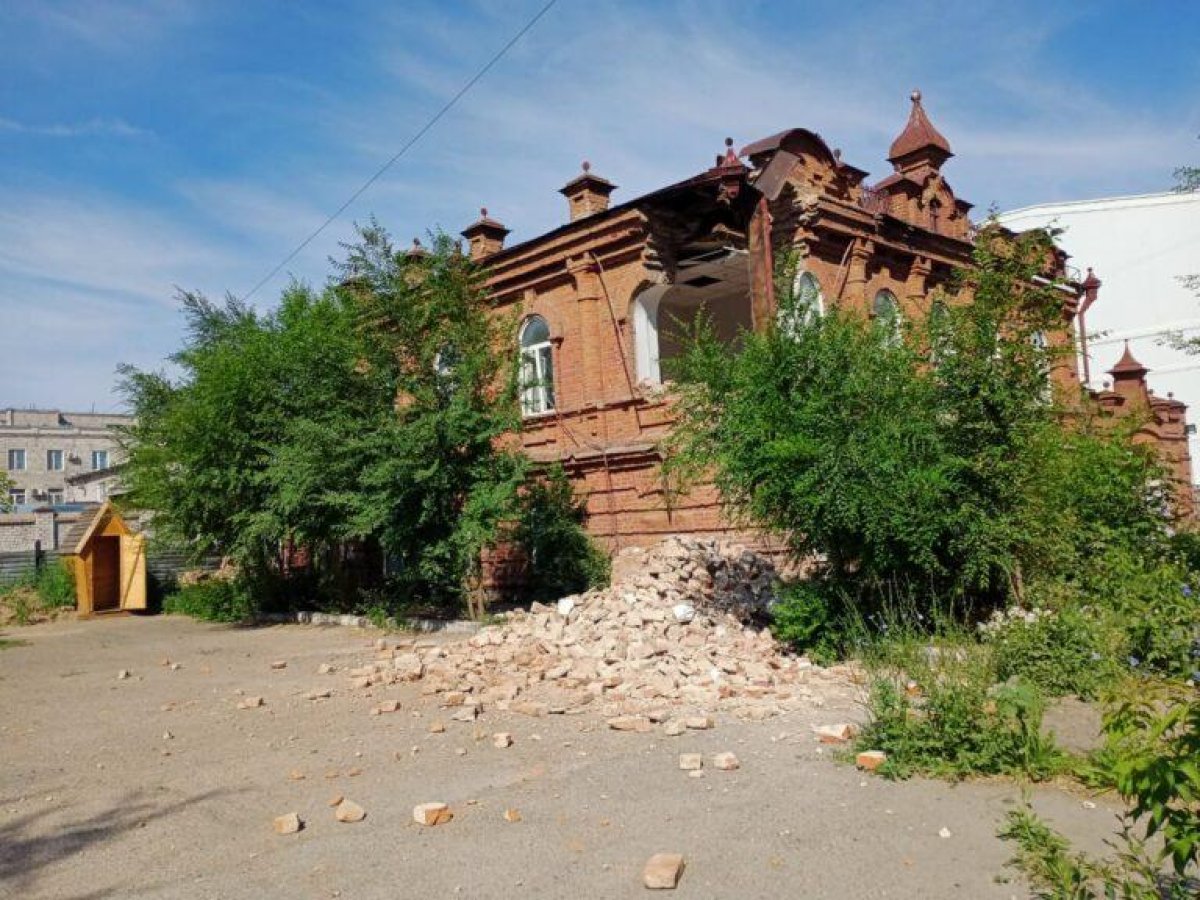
2, 0, 1197, 410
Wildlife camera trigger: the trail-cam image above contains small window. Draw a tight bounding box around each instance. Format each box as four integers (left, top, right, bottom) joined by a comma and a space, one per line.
7, 448, 26, 471
795, 271, 825, 318
781, 270, 825, 335
91, 450, 109, 471
519, 316, 555, 416
9, 488, 26, 506
47, 488, 64, 506
46, 449, 64, 471
872, 290, 902, 344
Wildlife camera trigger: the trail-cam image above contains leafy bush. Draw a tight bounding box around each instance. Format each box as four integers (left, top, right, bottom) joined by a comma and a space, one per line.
1000, 684, 1199, 897
1102, 685, 1199, 877
512, 465, 610, 601
1082, 551, 1199, 682
668, 229, 1172, 627
0, 560, 77, 623
163, 579, 255, 623
34, 560, 77, 609
857, 635, 1067, 780
981, 605, 1113, 699
770, 580, 837, 662
119, 225, 527, 615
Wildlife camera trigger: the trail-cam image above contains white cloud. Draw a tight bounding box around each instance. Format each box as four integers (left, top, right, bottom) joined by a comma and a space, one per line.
2, 0, 1194, 411
0, 116, 150, 138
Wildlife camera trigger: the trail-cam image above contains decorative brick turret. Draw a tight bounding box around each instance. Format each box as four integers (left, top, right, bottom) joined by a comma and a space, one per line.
461, 208, 509, 260
887, 89, 953, 179
559, 162, 617, 222
1109, 341, 1149, 403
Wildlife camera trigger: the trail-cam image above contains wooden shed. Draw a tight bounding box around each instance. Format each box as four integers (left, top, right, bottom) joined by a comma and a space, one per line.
63, 502, 147, 616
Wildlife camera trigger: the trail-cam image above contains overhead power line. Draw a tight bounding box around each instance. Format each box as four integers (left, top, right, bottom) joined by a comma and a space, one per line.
239, 0, 559, 303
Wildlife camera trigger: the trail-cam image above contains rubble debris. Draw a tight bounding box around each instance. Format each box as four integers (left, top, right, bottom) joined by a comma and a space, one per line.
856, 750, 887, 772
237, 696, 264, 709
371, 700, 400, 716
503, 808, 522, 823
678, 753, 702, 771
340, 537, 856, 721
608, 716, 652, 733
273, 812, 302, 835
643, 853, 685, 890
812, 723, 857, 744
712, 752, 740, 771
317, 663, 335, 675
413, 802, 452, 826
116, 670, 130, 680
334, 799, 366, 823
493, 732, 513, 748
270, 660, 287, 670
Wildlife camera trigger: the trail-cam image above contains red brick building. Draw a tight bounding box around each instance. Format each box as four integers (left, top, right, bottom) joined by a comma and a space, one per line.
459, 91, 1191, 554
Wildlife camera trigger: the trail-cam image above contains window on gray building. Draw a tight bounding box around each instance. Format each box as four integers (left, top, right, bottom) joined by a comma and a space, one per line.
47, 449, 64, 471
91, 450, 109, 470
47, 488, 64, 505
9, 488, 26, 506
7, 448, 26, 471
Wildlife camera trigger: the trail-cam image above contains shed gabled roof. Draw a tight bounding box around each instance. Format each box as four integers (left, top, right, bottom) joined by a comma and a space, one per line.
60, 502, 108, 555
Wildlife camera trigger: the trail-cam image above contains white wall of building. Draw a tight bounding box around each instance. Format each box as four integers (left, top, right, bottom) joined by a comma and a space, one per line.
998, 191, 1200, 473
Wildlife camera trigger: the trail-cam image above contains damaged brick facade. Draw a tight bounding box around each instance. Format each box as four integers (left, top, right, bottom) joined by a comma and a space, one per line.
462, 92, 1192, 561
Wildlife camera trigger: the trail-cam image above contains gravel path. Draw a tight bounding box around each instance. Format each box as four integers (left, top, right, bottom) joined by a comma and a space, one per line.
0, 616, 1123, 899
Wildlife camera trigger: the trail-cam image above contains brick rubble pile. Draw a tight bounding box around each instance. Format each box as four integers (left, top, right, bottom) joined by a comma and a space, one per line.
347, 537, 854, 721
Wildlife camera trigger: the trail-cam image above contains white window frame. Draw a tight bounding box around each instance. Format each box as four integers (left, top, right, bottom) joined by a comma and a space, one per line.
872, 289, 903, 344
519, 316, 555, 417
633, 293, 662, 384
781, 269, 825, 335
47, 488, 64, 506
794, 270, 825, 318
46, 448, 64, 471
7, 448, 26, 471
9, 488, 26, 506
91, 449, 109, 471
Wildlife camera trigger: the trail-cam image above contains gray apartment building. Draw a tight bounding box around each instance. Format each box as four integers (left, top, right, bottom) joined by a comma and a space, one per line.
1, 408, 132, 509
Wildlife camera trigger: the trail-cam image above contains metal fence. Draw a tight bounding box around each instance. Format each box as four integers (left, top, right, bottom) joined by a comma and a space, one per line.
0, 550, 60, 583
1, 548, 222, 603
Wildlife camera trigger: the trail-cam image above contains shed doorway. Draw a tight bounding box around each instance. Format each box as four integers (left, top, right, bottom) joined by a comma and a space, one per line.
91, 536, 121, 612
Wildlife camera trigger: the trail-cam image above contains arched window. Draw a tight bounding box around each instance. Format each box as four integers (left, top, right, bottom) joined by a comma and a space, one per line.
519, 315, 555, 415
795, 271, 825, 318
433, 344, 460, 398
872, 289, 902, 344
779, 270, 825, 336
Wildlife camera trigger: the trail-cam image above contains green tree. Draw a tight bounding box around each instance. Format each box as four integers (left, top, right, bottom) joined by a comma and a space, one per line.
118, 224, 531, 614
333, 225, 528, 613
117, 281, 387, 577
667, 224, 1167, 616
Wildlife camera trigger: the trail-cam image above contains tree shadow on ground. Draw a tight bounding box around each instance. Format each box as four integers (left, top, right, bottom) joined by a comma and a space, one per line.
0, 788, 227, 897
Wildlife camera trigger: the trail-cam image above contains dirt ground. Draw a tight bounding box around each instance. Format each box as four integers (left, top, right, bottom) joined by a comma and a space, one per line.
1, 616, 1123, 899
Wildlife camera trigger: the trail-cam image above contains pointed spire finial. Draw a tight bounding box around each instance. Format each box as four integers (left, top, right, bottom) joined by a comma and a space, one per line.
581, 160, 591, 173
889, 89, 952, 166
